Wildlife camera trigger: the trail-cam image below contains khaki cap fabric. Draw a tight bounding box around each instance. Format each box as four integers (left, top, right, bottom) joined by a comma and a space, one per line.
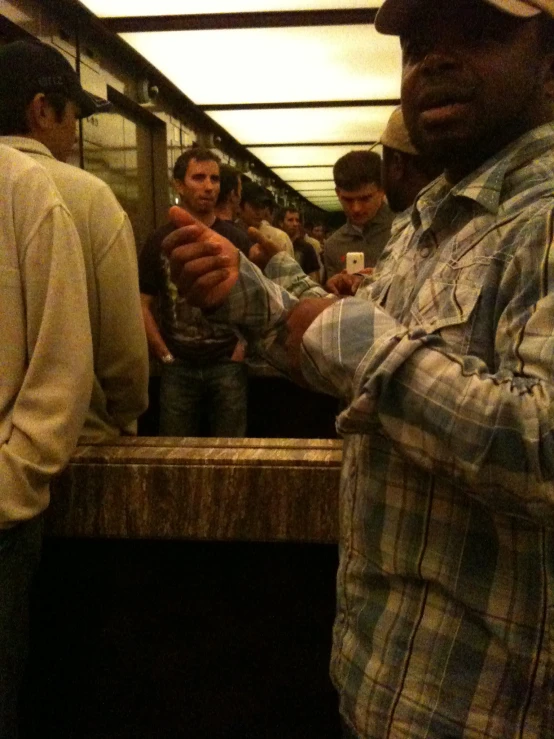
380, 107, 419, 155
375, 0, 554, 34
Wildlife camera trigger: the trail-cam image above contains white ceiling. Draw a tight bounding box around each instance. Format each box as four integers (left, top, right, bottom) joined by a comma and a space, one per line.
83, 1, 381, 16
79, 1, 399, 211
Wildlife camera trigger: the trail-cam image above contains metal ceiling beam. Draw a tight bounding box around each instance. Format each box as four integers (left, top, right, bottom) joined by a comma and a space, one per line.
201, 99, 400, 111
247, 141, 378, 147
101, 9, 378, 33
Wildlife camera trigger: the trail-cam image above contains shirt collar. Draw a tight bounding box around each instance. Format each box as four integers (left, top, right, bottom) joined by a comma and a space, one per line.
0, 135, 55, 160
409, 121, 554, 230
345, 202, 391, 235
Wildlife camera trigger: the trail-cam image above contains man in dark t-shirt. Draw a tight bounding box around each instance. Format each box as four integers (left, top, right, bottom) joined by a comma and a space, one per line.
139, 148, 251, 437
275, 207, 320, 281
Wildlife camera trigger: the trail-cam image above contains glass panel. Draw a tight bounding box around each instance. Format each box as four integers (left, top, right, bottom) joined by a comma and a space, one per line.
81, 106, 155, 248
120, 25, 400, 105
83, 0, 381, 17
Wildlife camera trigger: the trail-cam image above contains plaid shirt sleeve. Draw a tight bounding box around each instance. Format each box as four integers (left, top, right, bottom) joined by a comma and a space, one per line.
311, 212, 554, 524
264, 251, 329, 299
211, 252, 398, 396
211, 204, 554, 524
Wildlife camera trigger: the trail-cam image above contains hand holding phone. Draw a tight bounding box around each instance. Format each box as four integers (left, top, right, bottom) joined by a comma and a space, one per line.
345, 251, 365, 274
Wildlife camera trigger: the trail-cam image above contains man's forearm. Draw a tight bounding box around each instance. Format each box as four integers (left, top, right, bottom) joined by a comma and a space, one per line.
264, 251, 329, 300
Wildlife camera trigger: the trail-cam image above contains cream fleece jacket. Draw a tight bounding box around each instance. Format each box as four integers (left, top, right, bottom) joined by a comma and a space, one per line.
0, 144, 93, 527
1, 137, 149, 443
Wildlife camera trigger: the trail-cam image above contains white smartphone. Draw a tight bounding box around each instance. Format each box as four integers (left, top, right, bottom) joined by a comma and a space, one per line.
345, 251, 365, 274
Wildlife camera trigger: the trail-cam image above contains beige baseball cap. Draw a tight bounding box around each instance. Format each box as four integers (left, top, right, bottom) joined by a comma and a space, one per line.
380, 107, 418, 155
375, 0, 554, 34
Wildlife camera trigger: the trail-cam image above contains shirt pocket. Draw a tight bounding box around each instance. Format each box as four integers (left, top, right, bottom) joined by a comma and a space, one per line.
410, 278, 481, 332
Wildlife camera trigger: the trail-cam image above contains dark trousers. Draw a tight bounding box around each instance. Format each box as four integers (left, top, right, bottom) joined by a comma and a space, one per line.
0, 517, 43, 739
342, 721, 358, 739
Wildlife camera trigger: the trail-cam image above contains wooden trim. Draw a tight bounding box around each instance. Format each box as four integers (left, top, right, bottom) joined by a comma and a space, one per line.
102, 9, 378, 33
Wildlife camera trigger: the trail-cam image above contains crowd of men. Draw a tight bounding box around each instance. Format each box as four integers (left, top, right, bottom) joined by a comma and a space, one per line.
138, 128, 418, 436
2, 0, 554, 735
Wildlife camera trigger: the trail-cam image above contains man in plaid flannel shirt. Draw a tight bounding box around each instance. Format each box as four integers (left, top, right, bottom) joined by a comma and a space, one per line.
163, 0, 554, 736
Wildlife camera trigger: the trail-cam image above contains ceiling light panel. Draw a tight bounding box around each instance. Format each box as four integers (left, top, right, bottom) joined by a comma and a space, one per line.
299, 192, 338, 198
120, 26, 401, 105
272, 166, 334, 181
248, 144, 381, 167
288, 181, 335, 190
83, 1, 382, 17
208, 106, 396, 146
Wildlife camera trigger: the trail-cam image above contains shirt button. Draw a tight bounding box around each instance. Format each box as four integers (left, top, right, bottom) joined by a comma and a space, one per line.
419, 246, 431, 258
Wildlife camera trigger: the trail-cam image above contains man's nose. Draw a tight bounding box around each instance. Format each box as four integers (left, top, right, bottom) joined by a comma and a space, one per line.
419, 40, 459, 75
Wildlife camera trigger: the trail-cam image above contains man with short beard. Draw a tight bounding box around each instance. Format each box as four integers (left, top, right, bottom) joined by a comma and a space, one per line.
163, 1, 554, 735
323, 150, 394, 280
139, 148, 250, 437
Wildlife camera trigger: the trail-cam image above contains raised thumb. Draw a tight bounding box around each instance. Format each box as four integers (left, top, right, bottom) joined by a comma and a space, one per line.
169, 205, 206, 232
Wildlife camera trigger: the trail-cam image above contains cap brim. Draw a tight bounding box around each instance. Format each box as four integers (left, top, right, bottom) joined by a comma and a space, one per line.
375, 0, 543, 35
484, 0, 542, 17
375, 0, 420, 34
75, 89, 113, 118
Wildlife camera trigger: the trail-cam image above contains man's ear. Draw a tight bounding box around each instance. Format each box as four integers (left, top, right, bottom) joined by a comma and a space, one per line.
25, 93, 53, 133
173, 178, 185, 197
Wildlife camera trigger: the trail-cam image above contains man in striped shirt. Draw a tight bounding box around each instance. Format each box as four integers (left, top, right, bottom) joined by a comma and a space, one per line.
163, 0, 554, 736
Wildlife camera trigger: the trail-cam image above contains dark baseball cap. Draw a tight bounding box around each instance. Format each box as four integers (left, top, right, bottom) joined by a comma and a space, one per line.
375, 0, 554, 34
0, 40, 107, 118
241, 181, 274, 208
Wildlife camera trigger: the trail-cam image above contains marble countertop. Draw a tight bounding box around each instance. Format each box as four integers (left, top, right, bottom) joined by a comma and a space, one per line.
47, 437, 343, 544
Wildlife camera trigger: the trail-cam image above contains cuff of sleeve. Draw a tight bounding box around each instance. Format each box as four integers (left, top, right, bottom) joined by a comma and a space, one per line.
266, 251, 328, 299
208, 252, 298, 332
300, 298, 401, 399
264, 251, 299, 278
337, 326, 439, 434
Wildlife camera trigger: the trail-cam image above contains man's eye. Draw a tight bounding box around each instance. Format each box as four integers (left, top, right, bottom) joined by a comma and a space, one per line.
401, 37, 430, 61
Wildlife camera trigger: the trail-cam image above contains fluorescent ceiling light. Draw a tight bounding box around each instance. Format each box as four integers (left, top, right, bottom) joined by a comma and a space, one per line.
83, 1, 381, 17
208, 106, 396, 146
120, 26, 400, 105
249, 144, 382, 168
291, 181, 335, 190
294, 185, 337, 192
273, 166, 334, 181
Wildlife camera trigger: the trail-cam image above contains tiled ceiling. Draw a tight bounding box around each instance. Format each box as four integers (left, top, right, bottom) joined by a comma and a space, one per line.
79, 1, 399, 211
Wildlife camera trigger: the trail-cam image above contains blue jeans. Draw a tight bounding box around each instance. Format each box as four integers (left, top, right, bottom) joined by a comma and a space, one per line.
0, 516, 43, 739
159, 358, 247, 437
